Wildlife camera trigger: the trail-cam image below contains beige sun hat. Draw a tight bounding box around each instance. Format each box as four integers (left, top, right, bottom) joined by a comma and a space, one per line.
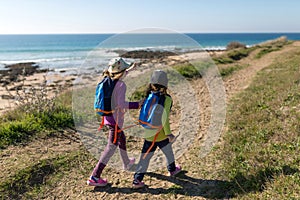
108, 57, 131, 74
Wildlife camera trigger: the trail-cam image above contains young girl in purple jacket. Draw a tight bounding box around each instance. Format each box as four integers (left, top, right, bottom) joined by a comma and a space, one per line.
87, 57, 141, 187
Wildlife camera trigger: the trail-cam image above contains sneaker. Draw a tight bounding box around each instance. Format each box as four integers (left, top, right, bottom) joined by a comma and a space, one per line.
87, 176, 108, 187
123, 157, 135, 171
132, 179, 145, 189
169, 165, 182, 176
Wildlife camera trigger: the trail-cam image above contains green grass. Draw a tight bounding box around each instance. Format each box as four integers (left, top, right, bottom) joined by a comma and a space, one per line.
227, 48, 251, 60
128, 84, 147, 101
219, 64, 247, 77
213, 56, 235, 64
213, 38, 291, 65
255, 39, 292, 59
172, 63, 202, 78
222, 48, 300, 198
0, 91, 74, 149
213, 47, 257, 64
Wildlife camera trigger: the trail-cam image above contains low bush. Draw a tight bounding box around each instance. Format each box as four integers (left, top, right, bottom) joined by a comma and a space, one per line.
227, 49, 250, 61
0, 77, 74, 149
226, 41, 247, 50
173, 63, 201, 78
220, 65, 245, 77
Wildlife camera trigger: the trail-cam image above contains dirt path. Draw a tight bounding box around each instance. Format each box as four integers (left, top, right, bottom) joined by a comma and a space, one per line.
1, 41, 299, 199
224, 41, 300, 99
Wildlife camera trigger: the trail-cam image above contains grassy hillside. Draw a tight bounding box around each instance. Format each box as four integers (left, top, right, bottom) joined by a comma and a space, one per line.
221, 44, 300, 199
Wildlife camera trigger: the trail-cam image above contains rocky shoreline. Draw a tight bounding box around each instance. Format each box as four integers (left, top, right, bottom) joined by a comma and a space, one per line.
0, 62, 49, 87
0, 62, 76, 114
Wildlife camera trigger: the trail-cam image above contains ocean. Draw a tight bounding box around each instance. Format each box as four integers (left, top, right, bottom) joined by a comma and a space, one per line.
1, 33, 300, 71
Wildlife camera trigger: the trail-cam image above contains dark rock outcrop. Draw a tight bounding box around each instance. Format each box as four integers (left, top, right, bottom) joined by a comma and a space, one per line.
0, 62, 48, 86
116, 50, 177, 59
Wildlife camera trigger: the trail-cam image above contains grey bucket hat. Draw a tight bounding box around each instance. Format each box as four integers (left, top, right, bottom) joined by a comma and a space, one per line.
150, 70, 168, 88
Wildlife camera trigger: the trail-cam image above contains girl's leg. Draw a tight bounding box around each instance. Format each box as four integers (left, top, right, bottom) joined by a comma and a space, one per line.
157, 139, 176, 172
92, 126, 117, 178
117, 130, 130, 166
134, 140, 157, 181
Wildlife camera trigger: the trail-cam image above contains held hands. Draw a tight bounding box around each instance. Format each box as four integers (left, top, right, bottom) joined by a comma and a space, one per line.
138, 98, 145, 108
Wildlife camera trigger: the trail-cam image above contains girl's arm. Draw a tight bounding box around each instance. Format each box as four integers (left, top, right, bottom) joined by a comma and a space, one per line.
114, 81, 139, 109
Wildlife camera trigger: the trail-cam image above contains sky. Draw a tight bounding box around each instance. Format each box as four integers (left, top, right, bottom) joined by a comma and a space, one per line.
0, 0, 299, 34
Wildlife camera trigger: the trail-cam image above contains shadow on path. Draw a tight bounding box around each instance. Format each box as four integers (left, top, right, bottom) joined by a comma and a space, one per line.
92, 165, 299, 199
93, 170, 232, 199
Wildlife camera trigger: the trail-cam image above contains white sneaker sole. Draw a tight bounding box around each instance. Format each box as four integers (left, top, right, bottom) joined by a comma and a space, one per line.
132, 184, 145, 189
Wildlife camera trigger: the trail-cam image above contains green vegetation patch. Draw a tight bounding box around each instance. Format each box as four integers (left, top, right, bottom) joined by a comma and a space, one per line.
172, 61, 215, 78
227, 49, 250, 61
128, 84, 148, 101
255, 38, 291, 59
213, 47, 256, 65
0, 92, 74, 149
219, 64, 247, 77
172, 62, 202, 78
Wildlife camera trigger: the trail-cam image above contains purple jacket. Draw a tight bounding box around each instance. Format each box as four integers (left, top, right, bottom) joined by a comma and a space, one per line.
104, 80, 139, 128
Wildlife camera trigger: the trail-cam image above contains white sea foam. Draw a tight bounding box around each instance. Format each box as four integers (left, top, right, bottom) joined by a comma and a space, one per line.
0, 45, 229, 71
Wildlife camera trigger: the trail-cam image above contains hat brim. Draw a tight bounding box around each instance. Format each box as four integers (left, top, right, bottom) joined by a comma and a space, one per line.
124, 63, 135, 72
108, 63, 131, 74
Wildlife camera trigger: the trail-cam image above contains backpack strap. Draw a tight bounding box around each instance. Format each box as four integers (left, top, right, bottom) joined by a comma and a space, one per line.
96, 109, 119, 144
113, 108, 119, 144
97, 117, 105, 131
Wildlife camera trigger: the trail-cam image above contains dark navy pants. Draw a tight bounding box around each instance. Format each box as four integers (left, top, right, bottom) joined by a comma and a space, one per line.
134, 138, 176, 181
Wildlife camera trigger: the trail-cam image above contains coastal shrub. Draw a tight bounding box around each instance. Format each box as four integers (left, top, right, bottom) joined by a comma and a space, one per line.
213, 45, 258, 65
220, 64, 246, 77
173, 63, 202, 78
0, 106, 73, 148
226, 41, 246, 50
255, 47, 278, 59
213, 57, 234, 64
255, 44, 286, 59
227, 49, 249, 61
0, 87, 74, 149
255, 36, 291, 59
129, 84, 147, 101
